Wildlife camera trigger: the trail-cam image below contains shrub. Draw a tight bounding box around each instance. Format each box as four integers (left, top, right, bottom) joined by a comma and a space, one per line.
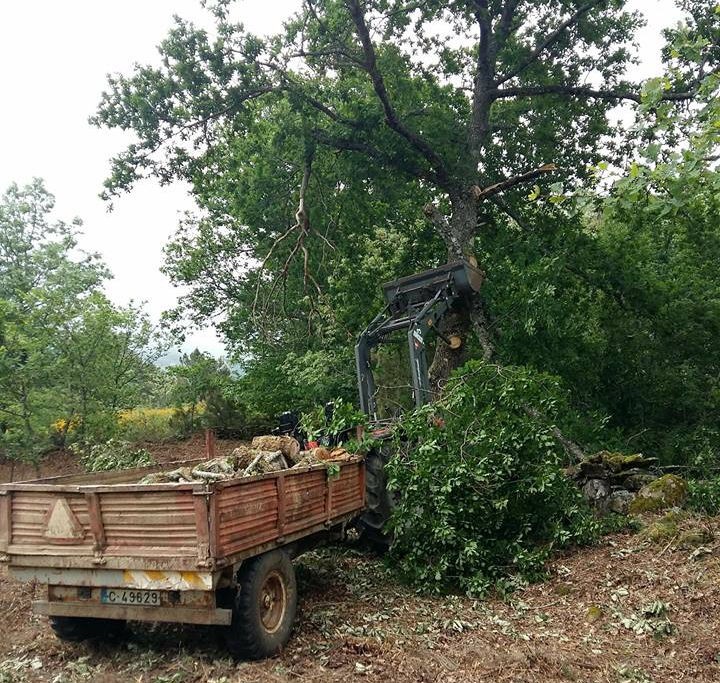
386, 360, 600, 596
116, 407, 177, 443
70, 439, 154, 472
300, 398, 367, 443
687, 477, 720, 515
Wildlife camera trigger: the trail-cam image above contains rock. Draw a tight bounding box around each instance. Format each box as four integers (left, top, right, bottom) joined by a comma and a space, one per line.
640, 511, 713, 550
564, 464, 580, 479
586, 605, 604, 623
597, 451, 659, 474
578, 461, 607, 479
605, 489, 636, 514
678, 528, 714, 549
621, 472, 659, 492
582, 478, 610, 502
629, 474, 688, 513
641, 513, 681, 544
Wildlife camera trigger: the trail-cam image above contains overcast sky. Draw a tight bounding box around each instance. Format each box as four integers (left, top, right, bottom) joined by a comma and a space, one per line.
0, 0, 685, 360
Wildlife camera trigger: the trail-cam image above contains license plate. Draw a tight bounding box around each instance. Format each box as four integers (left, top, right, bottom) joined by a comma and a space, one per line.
100, 588, 160, 607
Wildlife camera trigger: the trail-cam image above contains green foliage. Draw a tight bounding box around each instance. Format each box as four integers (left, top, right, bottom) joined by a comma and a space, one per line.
299, 398, 367, 443
387, 360, 600, 596
0, 180, 163, 460
71, 439, 154, 473
87, 2, 720, 522
167, 349, 244, 436
687, 478, 720, 516
115, 407, 177, 443
344, 434, 382, 456
90, 0, 650, 423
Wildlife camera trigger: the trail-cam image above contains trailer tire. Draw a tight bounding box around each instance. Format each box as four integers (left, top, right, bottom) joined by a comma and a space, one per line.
49, 616, 126, 643
223, 549, 297, 660
359, 447, 395, 548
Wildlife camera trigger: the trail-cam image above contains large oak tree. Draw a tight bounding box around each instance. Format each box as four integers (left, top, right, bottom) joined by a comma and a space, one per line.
93, 0, 719, 435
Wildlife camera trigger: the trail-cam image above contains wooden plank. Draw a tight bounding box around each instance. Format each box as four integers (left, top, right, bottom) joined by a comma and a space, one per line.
0, 492, 10, 552
193, 493, 212, 567
326, 474, 334, 521
4, 461, 367, 574
359, 461, 367, 507
7, 509, 361, 572
84, 493, 106, 552
208, 492, 219, 560
205, 429, 216, 460
277, 473, 286, 537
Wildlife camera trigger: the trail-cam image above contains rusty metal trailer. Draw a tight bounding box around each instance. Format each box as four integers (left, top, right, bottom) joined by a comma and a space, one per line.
0, 457, 365, 658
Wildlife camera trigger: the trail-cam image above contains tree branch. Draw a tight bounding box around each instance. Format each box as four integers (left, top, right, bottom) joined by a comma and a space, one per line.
496, 0, 605, 86
493, 0, 522, 54
469, 0, 495, 161
494, 84, 699, 103
345, 0, 452, 188
252, 149, 315, 316
471, 163, 558, 201
311, 128, 441, 185
422, 203, 466, 256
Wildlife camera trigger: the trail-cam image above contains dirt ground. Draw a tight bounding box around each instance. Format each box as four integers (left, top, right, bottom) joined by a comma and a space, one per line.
0, 434, 247, 483
1, 440, 719, 683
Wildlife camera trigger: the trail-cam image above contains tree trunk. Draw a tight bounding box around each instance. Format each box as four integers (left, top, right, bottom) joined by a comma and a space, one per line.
428, 309, 470, 394
427, 192, 586, 462
428, 191, 493, 386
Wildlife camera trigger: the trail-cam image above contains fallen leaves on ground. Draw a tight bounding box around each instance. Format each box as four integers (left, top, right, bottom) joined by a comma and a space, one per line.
2, 512, 720, 682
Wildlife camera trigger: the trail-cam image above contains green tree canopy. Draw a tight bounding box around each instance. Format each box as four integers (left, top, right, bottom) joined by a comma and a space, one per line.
0, 180, 163, 458
92, 1, 720, 460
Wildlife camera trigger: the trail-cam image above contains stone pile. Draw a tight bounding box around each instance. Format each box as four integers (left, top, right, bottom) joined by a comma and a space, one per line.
569, 451, 661, 514
138, 435, 357, 485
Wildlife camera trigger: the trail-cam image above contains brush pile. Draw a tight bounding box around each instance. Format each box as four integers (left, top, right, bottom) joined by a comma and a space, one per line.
138, 435, 357, 484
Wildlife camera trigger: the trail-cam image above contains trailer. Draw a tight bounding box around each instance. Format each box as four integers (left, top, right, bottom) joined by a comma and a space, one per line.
0, 456, 365, 659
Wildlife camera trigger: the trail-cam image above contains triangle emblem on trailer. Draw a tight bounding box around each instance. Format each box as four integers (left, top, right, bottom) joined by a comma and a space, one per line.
43, 498, 85, 542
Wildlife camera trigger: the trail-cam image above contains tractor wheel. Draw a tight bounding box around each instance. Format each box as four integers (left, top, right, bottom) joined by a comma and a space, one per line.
359, 447, 395, 548
49, 616, 126, 642
223, 549, 297, 660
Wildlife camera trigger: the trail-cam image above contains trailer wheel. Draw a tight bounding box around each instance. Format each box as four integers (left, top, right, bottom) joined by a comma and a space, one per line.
359, 447, 395, 548
49, 616, 126, 642
223, 549, 297, 659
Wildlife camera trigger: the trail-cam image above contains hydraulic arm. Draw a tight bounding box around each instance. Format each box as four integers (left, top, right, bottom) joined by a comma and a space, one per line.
355, 259, 483, 420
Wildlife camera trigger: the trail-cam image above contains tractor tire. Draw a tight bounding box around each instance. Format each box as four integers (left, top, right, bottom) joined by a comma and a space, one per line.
49, 616, 126, 643
359, 447, 395, 548
223, 549, 297, 660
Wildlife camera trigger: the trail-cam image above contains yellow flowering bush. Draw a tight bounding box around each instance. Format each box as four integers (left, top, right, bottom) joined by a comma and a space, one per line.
116, 405, 206, 442
50, 416, 81, 436
116, 407, 176, 443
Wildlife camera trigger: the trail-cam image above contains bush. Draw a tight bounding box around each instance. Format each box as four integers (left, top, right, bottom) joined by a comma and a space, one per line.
70, 439, 155, 472
116, 407, 177, 442
687, 477, 720, 515
387, 360, 600, 596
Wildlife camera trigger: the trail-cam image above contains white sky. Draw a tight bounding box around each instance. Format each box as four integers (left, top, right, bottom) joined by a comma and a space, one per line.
0, 0, 684, 359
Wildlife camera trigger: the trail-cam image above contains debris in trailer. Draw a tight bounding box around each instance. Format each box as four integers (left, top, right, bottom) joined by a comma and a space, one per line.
137, 436, 358, 484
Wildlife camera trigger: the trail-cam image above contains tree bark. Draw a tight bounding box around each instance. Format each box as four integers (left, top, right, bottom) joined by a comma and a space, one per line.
427, 191, 586, 462
428, 309, 470, 394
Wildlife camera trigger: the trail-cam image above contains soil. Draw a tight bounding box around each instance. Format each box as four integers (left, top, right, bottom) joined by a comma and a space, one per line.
1, 438, 719, 682
0, 433, 247, 483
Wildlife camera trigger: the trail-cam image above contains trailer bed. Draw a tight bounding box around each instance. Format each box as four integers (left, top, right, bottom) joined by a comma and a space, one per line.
0, 458, 365, 574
